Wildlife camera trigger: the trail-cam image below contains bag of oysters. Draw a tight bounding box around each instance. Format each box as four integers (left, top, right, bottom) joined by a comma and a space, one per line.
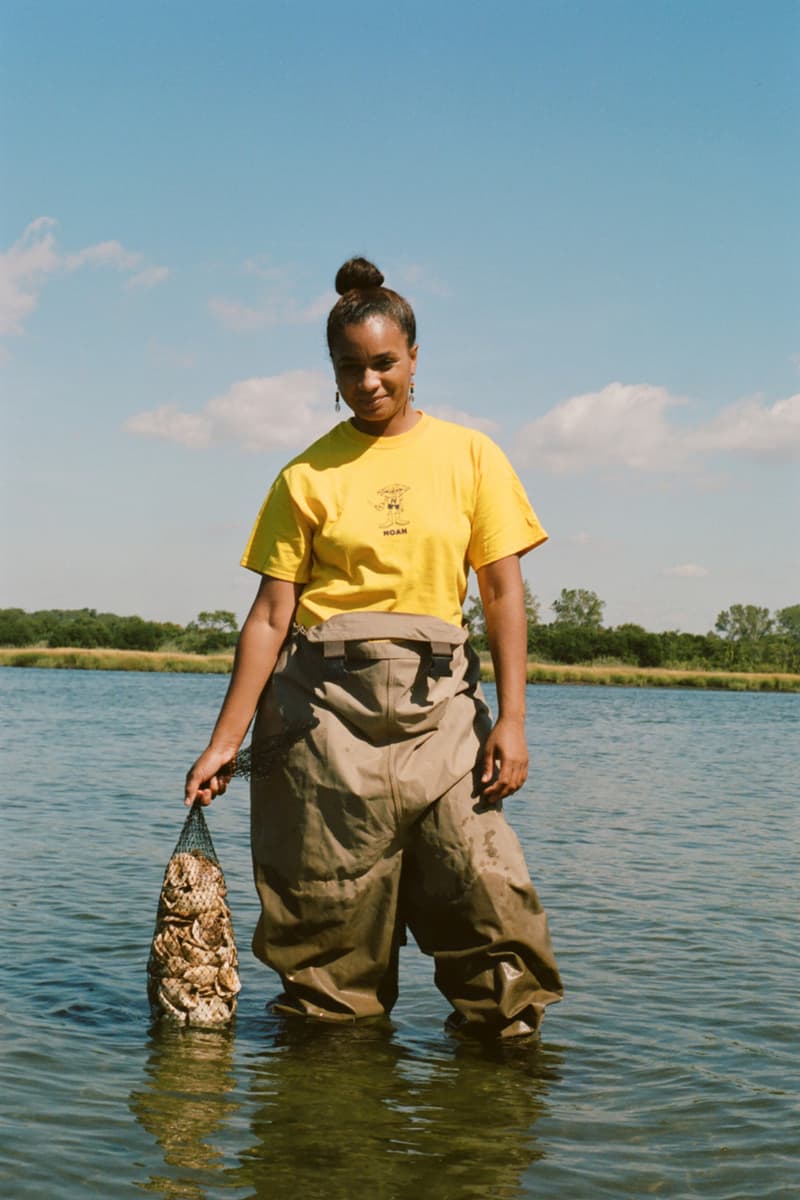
148, 801, 240, 1028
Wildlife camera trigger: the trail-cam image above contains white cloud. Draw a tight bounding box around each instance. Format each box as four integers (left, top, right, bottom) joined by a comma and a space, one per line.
124, 370, 332, 451
688, 393, 800, 460
568, 531, 592, 545
396, 262, 450, 298
299, 291, 337, 323
0, 218, 169, 344
208, 297, 280, 330
663, 564, 709, 578
426, 404, 499, 434
64, 240, 142, 271
516, 382, 800, 475
208, 289, 335, 331
127, 381, 499, 452
517, 382, 689, 474
0, 217, 60, 335
124, 405, 212, 448
240, 256, 292, 281
127, 265, 171, 289
211, 253, 445, 334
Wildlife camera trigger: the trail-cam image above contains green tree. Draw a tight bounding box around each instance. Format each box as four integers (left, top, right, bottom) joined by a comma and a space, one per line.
531, 623, 604, 664
465, 583, 540, 652
714, 604, 776, 670
611, 623, 664, 667
551, 587, 605, 629
0, 608, 37, 646
105, 614, 165, 651
181, 610, 239, 654
715, 604, 773, 641
463, 595, 486, 645
775, 604, 800, 640
47, 614, 104, 648
522, 581, 540, 627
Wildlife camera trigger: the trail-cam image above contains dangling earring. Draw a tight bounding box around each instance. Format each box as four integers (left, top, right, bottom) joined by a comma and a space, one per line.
335, 391, 340, 413
409, 382, 415, 404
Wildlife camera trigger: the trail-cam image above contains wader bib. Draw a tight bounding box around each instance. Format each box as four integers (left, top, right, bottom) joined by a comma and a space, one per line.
250, 612, 563, 1037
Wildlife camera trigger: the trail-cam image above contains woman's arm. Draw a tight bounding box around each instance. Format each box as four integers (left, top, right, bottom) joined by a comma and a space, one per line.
184, 575, 301, 807
476, 554, 529, 803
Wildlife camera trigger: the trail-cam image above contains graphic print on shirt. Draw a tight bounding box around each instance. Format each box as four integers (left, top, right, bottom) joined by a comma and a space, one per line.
374, 484, 410, 535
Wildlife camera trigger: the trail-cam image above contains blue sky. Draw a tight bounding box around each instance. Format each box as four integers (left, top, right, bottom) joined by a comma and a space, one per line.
2, 0, 798, 633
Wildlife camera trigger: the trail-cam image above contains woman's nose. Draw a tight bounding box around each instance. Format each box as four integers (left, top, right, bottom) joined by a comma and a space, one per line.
361, 369, 381, 392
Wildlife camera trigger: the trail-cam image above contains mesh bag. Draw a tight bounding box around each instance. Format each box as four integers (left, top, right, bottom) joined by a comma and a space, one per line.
147, 721, 314, 1027
148, 803, 240, 1028
223, 719, 317, 786
171, 799, 219, 862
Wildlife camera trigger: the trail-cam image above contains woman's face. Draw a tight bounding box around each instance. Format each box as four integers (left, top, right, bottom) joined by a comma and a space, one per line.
331, 316, 418, 436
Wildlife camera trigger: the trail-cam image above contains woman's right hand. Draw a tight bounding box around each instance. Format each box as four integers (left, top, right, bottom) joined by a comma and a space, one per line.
184, 744, 238, 807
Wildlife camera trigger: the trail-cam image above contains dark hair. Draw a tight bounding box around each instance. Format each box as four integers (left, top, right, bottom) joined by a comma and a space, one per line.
326, 257, 416, 352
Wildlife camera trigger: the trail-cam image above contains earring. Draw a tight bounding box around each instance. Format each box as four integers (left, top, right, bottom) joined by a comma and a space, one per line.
335, 391, 340, 413
409, 382, 415, 403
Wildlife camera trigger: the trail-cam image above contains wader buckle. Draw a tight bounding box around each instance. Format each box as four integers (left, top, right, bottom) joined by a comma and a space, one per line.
428, 641, 453, 678
322, 639, 349, 677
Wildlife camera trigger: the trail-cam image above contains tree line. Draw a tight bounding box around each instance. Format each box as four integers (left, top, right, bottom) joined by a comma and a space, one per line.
1, 593, 799, 672
0, 608, 239, 655
464, 588, 800, 673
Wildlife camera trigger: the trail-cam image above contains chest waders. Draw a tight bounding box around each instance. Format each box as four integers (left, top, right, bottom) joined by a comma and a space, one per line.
250, 612, 563, 1038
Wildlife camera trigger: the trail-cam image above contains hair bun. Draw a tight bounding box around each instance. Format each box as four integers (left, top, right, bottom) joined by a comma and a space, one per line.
335, 257, 385, 295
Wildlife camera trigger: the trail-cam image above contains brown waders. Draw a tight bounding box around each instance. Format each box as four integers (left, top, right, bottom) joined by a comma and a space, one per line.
250, 612, 563, 1038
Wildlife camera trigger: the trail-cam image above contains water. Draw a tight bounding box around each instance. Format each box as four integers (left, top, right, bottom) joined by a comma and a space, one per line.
1, 668, 797, 1199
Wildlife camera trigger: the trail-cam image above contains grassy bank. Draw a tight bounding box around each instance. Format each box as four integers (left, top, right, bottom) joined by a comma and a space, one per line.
523, 662, 800, 691
0, 646, 235, 674
481, 653, 800, 691
2, 645, 799, 691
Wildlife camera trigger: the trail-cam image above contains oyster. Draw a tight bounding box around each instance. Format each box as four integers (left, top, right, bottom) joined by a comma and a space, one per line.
148, 849, 240, 1027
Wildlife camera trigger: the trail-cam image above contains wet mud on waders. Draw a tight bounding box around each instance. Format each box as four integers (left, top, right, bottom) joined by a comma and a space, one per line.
250, 611, 563, 1039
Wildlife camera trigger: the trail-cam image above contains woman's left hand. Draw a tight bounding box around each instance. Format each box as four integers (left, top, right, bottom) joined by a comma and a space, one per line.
480, 715, 529, 803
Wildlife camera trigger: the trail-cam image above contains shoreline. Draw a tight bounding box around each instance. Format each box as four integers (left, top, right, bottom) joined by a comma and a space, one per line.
1, 646, 798, 691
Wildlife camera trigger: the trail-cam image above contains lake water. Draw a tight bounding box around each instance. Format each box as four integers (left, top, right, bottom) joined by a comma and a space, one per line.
1, 668, 797, 1199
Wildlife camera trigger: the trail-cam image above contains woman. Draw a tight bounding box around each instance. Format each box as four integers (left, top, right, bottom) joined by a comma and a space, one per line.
185, 257, 562, 1039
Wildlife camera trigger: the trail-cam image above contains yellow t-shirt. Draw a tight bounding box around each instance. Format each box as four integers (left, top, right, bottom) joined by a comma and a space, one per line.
241, 412, 547, 628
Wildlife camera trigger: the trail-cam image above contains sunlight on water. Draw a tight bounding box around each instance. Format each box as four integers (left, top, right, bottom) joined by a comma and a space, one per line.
1, 669, 797, 1198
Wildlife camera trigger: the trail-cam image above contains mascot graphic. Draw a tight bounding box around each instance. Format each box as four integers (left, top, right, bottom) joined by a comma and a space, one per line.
374, 485, 410, 530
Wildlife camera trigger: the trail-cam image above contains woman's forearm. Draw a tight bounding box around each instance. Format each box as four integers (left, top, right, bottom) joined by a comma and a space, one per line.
207, 606, 292, 753
475, 555, 529, 801
184, 576, 299, 805
478, 556, 528, 721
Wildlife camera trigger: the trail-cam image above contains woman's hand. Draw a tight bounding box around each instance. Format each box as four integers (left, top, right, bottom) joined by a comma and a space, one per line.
480, 715, 529, 803
184, 744, 238, 807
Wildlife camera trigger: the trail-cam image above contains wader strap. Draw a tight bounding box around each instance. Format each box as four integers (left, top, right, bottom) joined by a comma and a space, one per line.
318, 635, 455, 677
305, 613, 466, 678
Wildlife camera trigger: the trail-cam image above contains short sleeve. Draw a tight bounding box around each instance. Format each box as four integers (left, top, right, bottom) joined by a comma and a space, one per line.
467, 437, 548, 570
240, 471, 314, 581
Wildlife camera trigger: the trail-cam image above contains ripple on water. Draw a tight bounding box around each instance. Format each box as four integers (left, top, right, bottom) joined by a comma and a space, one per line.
1, 671, 798, 1199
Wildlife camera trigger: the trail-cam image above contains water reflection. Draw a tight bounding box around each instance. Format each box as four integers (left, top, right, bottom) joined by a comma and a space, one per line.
131, 1016, 561, 1200
130, 1024, 239, 1198
232, 1018, 561, 1200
